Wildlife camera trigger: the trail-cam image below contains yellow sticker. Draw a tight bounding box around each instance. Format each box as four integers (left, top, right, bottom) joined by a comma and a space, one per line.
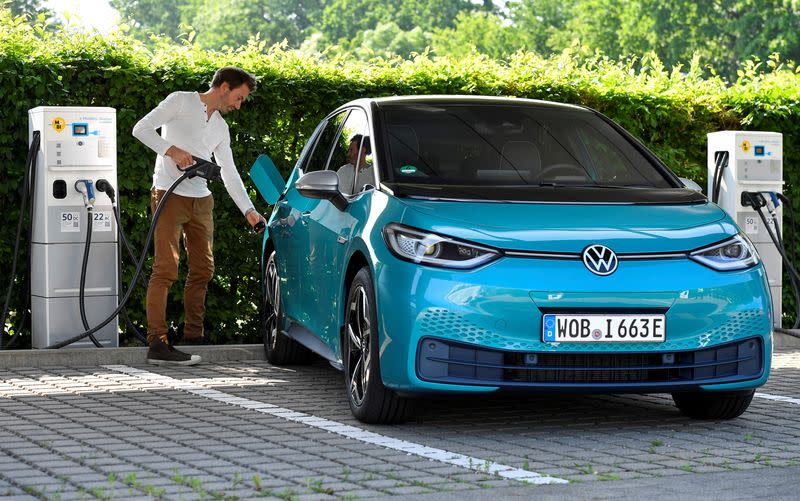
741, 140, 751, 153
52, 117, 66, 133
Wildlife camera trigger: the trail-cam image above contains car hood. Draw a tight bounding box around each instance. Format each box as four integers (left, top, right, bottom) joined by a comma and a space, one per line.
395, 198, 735, 254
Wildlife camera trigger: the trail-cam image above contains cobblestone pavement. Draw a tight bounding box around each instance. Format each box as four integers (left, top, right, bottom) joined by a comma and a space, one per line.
0, 349, 798, 500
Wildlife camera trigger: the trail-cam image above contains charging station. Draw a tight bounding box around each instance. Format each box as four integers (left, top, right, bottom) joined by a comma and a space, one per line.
708, 131, 783, 326
28, 107, 119, 348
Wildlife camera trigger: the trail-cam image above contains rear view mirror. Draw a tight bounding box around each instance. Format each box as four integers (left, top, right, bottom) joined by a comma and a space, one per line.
249, 154, 286, 205
296, 170, 348, 211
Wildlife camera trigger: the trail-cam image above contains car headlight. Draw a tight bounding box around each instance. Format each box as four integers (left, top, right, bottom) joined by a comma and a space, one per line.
383, 223, 500, 269
689, 234, 759, 271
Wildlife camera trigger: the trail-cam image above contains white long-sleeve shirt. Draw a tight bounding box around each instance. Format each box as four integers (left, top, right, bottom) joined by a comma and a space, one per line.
132, 91, 254, 216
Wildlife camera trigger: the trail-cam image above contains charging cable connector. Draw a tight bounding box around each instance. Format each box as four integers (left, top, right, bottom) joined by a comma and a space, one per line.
741, 191, 767, 209
75, 180, 96, 208
95, 179, 116, 206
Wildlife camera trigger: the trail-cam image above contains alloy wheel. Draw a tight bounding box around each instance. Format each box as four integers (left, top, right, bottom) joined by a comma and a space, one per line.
347, 285, 371, 407
263, 257, 280, 351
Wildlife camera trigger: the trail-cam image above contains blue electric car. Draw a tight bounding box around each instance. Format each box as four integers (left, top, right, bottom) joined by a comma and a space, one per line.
250, 96, 772, 424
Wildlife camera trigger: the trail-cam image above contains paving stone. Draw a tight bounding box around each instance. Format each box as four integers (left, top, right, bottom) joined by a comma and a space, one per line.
1, 353, 800, 499
361, 478, 404, 489
384, 485, 435, 495
339, 488, 390, 498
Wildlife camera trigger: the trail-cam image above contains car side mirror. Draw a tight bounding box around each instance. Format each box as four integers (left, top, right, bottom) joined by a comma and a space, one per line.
679, 177, 703, 193
295, 170, 349, 211
249, 154, 286, 205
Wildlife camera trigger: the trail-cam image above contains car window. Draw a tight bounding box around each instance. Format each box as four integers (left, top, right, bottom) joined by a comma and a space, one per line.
380, 104, 673, 188
576, 125, 657, 185
303, 111, 349, 173
327, 108, 373, 195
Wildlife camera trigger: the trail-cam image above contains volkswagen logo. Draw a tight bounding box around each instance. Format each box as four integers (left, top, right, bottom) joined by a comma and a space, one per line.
582, 245, 618, 276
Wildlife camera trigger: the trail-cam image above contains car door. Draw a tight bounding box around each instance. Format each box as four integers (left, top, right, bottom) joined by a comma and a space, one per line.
282, 110, 349, 327
301, 107, 373, 351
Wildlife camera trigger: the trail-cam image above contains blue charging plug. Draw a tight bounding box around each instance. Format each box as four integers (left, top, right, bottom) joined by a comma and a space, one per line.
74, 180, 96, 207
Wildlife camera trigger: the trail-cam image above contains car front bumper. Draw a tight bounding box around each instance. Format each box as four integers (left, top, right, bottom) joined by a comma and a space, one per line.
373, 254, 773, 394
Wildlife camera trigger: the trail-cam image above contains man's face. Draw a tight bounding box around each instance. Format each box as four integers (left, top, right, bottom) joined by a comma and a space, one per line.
219, 83, 250, 114
347, 140, 369, 167
347, 140, 360, 165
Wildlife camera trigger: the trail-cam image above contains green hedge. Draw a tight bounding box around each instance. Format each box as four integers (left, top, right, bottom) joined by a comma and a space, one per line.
2, 13, 800, 344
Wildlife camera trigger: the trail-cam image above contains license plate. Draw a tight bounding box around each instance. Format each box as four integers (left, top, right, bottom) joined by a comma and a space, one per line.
542, 314, 666, 343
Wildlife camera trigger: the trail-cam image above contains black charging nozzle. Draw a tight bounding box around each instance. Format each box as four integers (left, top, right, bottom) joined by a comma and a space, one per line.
180, 156, 222, 181
741, 191, 767, 209
96, 179, 116, 204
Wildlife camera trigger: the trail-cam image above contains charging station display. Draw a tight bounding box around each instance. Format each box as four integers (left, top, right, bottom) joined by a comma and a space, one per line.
708, 131, 783, 326
28, 107, 119, 348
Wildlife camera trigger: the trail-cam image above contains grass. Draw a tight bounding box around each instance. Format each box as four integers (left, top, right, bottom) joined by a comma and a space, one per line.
275, 487, 299, 501
170, 471, 244, 501
408, 478, 435, 489
648, 439, 664, 453
306, 478, 335, 495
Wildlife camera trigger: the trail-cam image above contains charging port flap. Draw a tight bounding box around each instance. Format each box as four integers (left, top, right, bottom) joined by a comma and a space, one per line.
249, 154, 286, 205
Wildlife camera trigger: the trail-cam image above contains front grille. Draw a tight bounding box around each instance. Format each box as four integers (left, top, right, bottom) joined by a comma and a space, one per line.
505, 353, 651, 383
416, 336, 763, 388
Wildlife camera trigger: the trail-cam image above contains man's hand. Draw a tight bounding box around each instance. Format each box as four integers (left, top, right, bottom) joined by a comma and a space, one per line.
246, 209, 266, 233
165, 145, 195, 168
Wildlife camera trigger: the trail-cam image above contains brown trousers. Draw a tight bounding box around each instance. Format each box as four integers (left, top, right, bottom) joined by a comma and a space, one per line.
147, 188, 214, 344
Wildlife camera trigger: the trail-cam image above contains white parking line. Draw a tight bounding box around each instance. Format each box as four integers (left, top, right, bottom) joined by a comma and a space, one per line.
103, 365, 567, 485
755, 392, 800, 406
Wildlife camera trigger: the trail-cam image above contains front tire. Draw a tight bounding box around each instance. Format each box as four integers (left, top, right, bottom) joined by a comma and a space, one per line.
672, 389, 755, 419
343, 267, 412, 424
262, 251, 312, 365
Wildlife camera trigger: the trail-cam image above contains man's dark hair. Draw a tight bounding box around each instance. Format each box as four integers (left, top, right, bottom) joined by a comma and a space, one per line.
211, 66, 257, 91
350, 134, 371, 155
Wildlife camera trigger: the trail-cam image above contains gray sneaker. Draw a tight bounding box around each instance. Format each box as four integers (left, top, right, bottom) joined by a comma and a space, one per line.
147, 338, 201, 366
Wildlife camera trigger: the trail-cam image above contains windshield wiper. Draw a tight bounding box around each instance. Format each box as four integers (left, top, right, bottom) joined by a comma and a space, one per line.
534, 183, 651, 189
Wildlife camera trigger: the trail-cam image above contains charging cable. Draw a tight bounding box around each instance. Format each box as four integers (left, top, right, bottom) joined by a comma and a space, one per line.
74, 180, 104, 348
711, 151, 729, 204
1, 131, 40, 348
742, 191, 800, 336
96, 179, 148, 345
46, 157, 222, 349
3, 146, 224, 349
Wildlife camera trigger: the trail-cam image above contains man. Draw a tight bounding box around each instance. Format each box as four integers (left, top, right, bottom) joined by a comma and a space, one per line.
133, 66, 265, 365
337, 135, 374, 195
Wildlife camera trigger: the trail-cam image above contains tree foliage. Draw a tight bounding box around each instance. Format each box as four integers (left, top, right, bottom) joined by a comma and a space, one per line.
188, 0, 324, 49
109, 0, 800, 80
509, 0, 800, 80
5, 0, 48, 18
111, 0, 188, 41
431, 11, 518, 60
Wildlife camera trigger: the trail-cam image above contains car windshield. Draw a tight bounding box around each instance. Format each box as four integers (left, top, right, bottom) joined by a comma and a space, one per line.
380, 103, 674, 189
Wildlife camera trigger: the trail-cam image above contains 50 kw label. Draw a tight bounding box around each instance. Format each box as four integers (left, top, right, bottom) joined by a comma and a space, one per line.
59, 211, 112, 232
60, 212, 80, 232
